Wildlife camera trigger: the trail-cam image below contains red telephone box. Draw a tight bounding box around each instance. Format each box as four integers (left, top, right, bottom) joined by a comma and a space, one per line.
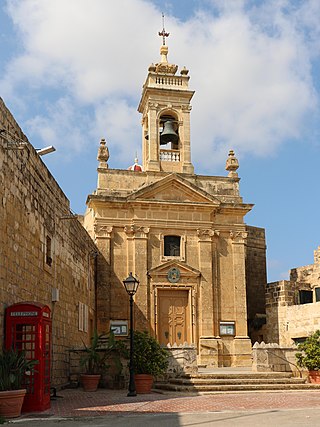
5, 302, 51, 412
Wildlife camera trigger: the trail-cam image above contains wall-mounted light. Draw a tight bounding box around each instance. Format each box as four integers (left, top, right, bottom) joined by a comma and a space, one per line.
36, 146, 56, 156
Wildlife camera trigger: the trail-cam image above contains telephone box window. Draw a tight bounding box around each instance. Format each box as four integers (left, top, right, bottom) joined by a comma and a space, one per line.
164, 235, 181, 257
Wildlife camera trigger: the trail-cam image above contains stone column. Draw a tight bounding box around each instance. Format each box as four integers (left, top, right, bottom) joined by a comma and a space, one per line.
94, 224, 113, 333
181, 106, 194, 174
230, 230, 252, 366
124, 225, 135, 274
124, 225, 150, 332
230, 230, 249, 337
133, 226, 150, 331
197, 229, 220, 366
146, 105, 160, 171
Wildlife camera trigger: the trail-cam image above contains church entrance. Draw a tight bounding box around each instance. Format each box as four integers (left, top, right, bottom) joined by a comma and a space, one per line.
158, 289, 190, 346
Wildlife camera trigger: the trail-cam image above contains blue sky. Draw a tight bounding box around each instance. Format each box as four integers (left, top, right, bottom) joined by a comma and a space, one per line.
1, 0, 320, 282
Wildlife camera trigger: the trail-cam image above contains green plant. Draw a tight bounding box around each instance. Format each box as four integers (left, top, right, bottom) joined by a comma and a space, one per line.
133, 331, 168, 376
296, 330, 320, 371
0, 348, 38, 391
80, 330, 127, 375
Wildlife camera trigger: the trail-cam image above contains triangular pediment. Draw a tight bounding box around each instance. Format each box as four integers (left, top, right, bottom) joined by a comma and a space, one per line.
128, 174, 220, 205
148, 260, 201, 279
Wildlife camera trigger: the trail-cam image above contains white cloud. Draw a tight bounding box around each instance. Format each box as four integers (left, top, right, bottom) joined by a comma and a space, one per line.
92, 98, 141, 166
25, 97, 90, 156
1, 0, 319, 170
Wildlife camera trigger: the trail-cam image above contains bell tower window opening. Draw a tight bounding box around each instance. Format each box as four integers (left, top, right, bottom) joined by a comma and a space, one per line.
164, 235, 181, 257
159, 114, 179, 150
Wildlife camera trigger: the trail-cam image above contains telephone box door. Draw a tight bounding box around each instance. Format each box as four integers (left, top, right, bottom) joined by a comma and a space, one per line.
5, 302, 51, 412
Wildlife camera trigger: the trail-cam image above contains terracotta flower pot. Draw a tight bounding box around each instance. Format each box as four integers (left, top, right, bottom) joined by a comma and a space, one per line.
80, 374, 101, 392
309, 370, 320, 383
134, 374, 153, 394
0, 389, 26, 418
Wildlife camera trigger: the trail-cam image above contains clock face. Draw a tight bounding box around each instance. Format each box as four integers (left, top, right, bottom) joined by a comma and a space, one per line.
167, 267, 180, 283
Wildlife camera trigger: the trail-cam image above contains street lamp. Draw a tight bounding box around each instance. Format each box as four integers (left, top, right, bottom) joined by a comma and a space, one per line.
123, 272, 140, 397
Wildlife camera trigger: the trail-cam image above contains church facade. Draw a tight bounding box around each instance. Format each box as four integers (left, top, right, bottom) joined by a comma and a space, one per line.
84, 42, 267, 367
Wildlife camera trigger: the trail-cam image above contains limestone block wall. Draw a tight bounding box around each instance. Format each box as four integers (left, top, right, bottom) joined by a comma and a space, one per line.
245, 226, 267, 342
166, 344, 198, 376
266, 280, 320, 346
96, 168, 242, 203
0, 98, 97, 387
252, 342, 303, 375
290, 246, 320, 289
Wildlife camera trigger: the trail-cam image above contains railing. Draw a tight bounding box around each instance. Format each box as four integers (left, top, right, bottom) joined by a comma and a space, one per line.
155, 76, 183, 86
147, 73, 188, 87
160, 149, 180, 162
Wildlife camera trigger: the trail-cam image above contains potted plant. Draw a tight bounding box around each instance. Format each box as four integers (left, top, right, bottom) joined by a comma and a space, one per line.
296, 329, 320, 383
0, 348, 38, 418
80, 330, 125, 391
133, 331, 168, 393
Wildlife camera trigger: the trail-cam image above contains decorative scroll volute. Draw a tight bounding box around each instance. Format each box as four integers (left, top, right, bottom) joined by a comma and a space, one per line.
230, 230, 248, 244
124, 225, 150, 239
197, 229, 220, 242
94, 224, 113, 239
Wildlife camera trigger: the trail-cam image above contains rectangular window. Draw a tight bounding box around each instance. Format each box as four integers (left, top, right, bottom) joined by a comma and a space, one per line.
315, 288, 320, 302
78, 303, 88, 332
45, 235, 52, 266
299, 290, 313, 304
78, 302, 84, 331
164, 235, 181, 257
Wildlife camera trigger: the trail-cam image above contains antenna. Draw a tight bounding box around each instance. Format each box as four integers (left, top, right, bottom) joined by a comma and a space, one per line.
158, 13, 170, 45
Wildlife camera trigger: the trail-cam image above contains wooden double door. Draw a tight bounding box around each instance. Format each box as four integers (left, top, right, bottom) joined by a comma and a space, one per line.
158, 289, 190, 346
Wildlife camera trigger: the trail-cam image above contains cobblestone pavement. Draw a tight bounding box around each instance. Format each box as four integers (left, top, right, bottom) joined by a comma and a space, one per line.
16, 388, 320, 419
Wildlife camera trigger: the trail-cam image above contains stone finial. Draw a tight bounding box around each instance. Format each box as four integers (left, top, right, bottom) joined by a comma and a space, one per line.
225, 149, 239, 177
97, 138, 109, 169
180, 66, 189, 76
154, 45, 178, 75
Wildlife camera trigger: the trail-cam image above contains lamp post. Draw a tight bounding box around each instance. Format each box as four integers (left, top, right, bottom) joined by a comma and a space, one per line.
123, 272, 140, 397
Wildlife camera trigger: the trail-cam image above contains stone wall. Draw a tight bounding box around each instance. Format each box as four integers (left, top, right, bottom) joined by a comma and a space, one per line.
0, 98, 98, 387
166, 344, 198, 376
290, 246, 320, 289
245, 226, 267, 343
252, 342, 304, 376
266, 280, 320, 346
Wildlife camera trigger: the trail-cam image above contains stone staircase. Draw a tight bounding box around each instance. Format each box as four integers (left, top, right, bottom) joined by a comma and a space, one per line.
154, 369, 320, 393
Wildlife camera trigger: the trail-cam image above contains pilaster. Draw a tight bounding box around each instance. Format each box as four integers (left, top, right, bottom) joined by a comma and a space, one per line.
93, 224, 113, 332
197, 228, 220, 366
230, 230, 249, 338
125, 225, 150, 331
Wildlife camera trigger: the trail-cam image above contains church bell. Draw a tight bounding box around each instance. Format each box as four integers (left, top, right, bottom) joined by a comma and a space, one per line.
160, 120, 179, 145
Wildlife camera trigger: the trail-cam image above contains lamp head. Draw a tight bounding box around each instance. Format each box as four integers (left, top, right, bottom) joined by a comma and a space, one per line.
123, 272, 140, 296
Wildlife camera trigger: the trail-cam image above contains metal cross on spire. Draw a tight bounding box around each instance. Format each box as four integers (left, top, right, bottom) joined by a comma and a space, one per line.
158, 13, 169, 45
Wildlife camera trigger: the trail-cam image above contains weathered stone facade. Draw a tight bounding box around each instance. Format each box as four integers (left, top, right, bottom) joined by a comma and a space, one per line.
245, 226, 267, 343
266, 246, 320, 346
84, 44, 267, 367
252, 342, 302, 375
0, 98, 97, 387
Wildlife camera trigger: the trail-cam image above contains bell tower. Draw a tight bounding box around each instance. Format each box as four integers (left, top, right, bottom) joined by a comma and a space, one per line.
138, 21, 194, 174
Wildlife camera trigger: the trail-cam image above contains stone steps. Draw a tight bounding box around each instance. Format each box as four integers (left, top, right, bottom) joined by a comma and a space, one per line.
168, 377, 306, 385
154, 372, 320, 393
154, 382, 320, 392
